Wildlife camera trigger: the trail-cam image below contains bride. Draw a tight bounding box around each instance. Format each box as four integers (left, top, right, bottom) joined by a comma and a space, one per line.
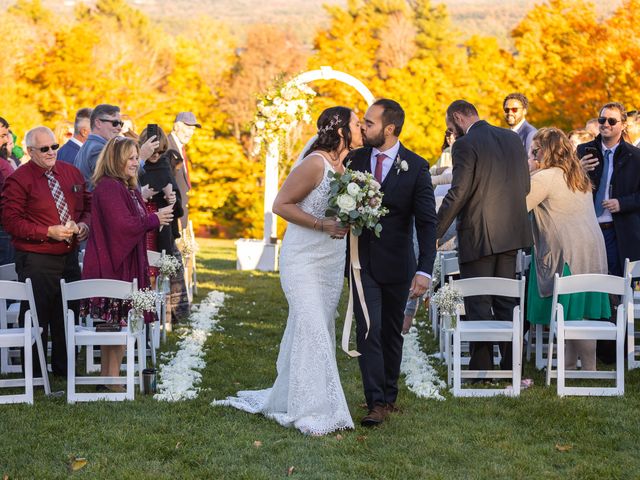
213, 106, 362, 435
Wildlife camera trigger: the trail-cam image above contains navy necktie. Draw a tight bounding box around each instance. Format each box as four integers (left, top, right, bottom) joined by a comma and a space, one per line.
595, 149, 612, 217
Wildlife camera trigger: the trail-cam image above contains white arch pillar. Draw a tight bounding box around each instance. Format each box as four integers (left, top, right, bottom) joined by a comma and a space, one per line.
237, 66, 375, 271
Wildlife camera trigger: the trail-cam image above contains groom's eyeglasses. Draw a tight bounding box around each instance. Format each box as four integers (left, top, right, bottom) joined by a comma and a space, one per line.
504, 107, 521, 113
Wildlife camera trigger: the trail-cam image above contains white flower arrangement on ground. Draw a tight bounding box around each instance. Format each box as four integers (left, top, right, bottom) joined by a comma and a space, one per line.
154, 291, 226, 402
431, 284, 464, 327
252, 79, 316, 155
325, 168, 389, 237
157, 254, 182, 278
401, 326, 446, 400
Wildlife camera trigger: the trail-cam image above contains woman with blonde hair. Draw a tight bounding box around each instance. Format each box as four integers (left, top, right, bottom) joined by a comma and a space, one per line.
526, 127, 610, 371
82, 137, 173, 388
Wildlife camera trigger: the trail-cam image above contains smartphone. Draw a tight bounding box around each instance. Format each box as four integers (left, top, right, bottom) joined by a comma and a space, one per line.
584, 146, 599, 158
147, 123, 158, 140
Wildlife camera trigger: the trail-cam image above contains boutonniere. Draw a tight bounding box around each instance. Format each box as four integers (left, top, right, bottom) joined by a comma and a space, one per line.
394, 155, 409, 175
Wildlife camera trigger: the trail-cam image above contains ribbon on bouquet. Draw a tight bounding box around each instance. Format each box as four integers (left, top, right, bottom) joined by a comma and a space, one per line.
341, 230, 371, 357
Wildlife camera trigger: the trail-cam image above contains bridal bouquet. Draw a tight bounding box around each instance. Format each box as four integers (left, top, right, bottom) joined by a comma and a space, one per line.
325, 168, 388, 237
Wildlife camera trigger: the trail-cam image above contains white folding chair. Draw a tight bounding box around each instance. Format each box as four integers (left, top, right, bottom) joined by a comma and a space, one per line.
451, 276, 525, 397
438, 255, 460, 357
545, 273, 629, 396
61, 278, 145, 403
0, 278, 51, 404
147, 249, 166, 354
0, 264, 21, 373
623, 259, 640, 370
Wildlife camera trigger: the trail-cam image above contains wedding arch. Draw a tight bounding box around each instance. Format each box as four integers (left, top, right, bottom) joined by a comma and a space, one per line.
236, 66, 376, 271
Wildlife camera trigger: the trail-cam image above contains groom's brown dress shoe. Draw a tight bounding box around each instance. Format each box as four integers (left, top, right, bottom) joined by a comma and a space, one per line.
385, 402, 401, 414
361, 404, 387, 427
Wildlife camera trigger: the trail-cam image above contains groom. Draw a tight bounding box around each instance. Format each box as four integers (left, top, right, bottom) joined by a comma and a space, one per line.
348, 99, 437, 426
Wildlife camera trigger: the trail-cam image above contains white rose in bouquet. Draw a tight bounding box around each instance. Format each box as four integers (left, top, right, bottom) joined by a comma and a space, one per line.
336, 193, 357, 213
346, 182, 361, 196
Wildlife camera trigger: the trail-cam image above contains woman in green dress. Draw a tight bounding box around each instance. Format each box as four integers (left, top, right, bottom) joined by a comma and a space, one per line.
526, 127, 610, 370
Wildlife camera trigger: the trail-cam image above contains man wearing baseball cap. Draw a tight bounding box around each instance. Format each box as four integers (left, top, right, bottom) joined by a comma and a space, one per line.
168, 112, 201, 229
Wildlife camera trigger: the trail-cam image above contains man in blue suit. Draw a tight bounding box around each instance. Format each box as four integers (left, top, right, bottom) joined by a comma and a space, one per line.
503, 92, 537, 154
56, 108, 92, 165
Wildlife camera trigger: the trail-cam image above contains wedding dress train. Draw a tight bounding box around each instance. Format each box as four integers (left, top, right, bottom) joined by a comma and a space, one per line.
213, 156, 354, 435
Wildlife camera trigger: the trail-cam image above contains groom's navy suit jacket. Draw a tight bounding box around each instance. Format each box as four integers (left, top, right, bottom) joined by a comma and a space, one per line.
347, 143, 438, 284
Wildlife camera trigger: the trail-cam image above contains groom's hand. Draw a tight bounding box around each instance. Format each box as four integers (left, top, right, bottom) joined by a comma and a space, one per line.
409, 274, 430, 299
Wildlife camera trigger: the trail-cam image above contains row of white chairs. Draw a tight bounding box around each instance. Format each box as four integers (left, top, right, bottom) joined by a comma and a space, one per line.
431, 250, 640, 397
0, 249, 174, 404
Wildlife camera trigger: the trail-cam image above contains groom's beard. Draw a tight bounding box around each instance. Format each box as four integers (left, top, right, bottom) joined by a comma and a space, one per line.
363, 130, 385, 148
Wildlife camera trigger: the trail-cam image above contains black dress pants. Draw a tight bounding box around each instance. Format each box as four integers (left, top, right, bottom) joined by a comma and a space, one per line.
15, 249, 80, 377
459, 250, 518, 372
354, 268, 411, 408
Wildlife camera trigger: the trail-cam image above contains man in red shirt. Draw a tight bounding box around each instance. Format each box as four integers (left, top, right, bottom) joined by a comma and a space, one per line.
1, 126, 91, 378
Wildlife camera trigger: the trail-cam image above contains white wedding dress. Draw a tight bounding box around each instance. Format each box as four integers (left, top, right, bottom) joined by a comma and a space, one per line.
213, 155, 354, 435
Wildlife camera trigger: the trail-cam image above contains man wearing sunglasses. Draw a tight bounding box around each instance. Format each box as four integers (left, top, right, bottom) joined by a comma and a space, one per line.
577, 102, 640, 280
2, 126, 91, 379
503, 92, 537, 154
74, 104, 122, 190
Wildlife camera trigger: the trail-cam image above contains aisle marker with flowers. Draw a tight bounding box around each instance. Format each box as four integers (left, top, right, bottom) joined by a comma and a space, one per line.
154, 291, 226, 402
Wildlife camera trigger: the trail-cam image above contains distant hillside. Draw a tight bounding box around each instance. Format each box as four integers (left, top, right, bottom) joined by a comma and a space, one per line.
0, 0, 623, 47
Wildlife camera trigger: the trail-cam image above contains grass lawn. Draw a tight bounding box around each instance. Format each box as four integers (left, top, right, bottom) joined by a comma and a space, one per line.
1, 238, 640, 479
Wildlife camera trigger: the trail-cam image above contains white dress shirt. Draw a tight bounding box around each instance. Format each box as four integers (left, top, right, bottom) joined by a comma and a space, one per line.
369, 141, 400, 183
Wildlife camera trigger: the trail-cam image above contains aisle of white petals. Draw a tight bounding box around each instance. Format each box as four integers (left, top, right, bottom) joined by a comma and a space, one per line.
154, 291, 226, 402
401, 326, 447, 401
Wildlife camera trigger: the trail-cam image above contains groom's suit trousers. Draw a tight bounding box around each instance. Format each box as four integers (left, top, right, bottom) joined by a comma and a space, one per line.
354, 268, 411, 408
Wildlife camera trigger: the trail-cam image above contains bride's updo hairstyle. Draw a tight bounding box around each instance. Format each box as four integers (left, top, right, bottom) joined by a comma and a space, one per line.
303, 106, 353, 157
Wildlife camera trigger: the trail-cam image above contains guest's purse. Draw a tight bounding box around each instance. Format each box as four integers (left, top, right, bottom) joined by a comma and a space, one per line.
95, 323, 122, 332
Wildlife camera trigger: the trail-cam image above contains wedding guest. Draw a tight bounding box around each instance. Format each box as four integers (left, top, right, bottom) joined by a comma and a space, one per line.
0, 117, 16, 265
82, 137, 173, 388
625, 109, 640, 147
503, 92, 538, 153
53, 119, 74, 147
585, 118, 600, 138
74, 104, 123, 189
567, 129, 594, 150
1, 126, 90, 377
526, 128, 610, 370
438, 100, 532, 374
168, 112, 201, 228
57, 108, 92, 165
431, 129, 455, 186
138, 127, 190, 322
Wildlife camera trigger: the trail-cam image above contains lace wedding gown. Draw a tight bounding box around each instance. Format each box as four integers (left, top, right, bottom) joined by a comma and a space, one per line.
213, 156, 354, 435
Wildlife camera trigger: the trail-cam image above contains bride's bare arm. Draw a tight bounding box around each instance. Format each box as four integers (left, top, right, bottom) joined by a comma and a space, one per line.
273, 155, 348, 237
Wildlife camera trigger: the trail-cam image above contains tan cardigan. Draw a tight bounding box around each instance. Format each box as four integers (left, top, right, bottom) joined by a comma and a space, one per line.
526, 167, 607, 297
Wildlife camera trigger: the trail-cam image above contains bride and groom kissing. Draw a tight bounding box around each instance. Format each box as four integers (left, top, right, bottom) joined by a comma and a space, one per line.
214, 99, 437, 435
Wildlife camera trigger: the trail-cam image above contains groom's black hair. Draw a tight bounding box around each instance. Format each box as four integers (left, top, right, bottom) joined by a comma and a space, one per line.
372, 98, 404, 136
